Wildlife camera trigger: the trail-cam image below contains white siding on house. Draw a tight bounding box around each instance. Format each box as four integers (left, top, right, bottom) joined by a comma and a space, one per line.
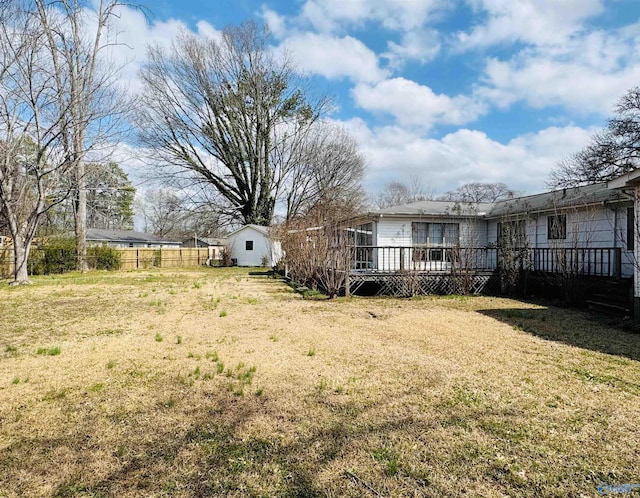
487, 206, 634, 278
635, 187, 640, 299
375, 217, 487, 247
372, 217, 488, 272
488, 208, 628, 247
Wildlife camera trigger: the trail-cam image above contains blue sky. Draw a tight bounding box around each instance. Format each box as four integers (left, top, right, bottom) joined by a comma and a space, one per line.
109, 0, 640, 197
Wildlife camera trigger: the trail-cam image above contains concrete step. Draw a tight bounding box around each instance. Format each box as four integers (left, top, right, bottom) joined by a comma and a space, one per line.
585, 299, 631, 315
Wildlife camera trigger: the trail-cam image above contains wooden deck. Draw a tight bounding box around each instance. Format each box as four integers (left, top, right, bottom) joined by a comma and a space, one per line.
344, 246, 624, 297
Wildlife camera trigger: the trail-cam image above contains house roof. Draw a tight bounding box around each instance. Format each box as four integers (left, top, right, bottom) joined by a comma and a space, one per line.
361, 182, 632, 221
369, 200, 494, 218
183, 236, 228, 246
86, 229, 181, 245
488, 183, 632, 218
227, 224, 270, 238
607, 168, 640, 189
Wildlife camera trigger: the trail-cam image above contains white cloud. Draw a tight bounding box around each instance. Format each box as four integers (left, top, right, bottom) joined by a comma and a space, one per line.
457, 0, 605, 49
475, 26, 640, 114
353, 78, 486, 129
105, 6, 222, 93
300, 0, 445, 32
281, 33, 388, 83
383, 29, 441, 68
337, 118, 594, 195
260, 6, 288, 39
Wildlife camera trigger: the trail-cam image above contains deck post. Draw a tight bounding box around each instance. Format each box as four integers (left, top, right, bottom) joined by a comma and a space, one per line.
613, 248, 622, 279
400, 248, 405, 271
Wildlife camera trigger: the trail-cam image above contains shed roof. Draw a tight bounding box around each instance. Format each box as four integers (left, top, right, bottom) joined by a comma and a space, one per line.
227, 224, 270, 238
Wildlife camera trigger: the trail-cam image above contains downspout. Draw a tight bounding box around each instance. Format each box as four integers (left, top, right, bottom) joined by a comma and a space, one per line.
613, 208, 618, 249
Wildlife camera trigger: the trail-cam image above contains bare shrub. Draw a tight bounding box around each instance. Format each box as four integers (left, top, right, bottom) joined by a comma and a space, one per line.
220, 246, 232, 267
277, 212, 352, 298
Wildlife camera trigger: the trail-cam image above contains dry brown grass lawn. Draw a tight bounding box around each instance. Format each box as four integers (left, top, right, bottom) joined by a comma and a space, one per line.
0, 267, 639, 497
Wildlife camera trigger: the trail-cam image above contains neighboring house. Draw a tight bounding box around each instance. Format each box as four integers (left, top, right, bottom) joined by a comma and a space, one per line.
182, 236, 228, 248
227, 224, 281, 267
86, 229, 181, 248
182, 236, 228, 261
348, 182, 634, 278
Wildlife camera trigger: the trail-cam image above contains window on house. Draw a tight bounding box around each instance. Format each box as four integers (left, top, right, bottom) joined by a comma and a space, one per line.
628, 207, 635, 251
411, 222, 459, 262
411, 222, 459, 246
355, 223, 373, 246
412, 247, 452, 262
246, 240, 253, 251
547, 214, 567, 240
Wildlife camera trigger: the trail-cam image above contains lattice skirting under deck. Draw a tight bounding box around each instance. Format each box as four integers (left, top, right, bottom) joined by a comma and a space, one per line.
347, 272, 500, 297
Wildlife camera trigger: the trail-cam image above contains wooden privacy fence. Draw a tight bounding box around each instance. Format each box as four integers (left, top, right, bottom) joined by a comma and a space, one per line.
0, 247, 215, 276
0, 245, 11, 277
117, 248, 212, 270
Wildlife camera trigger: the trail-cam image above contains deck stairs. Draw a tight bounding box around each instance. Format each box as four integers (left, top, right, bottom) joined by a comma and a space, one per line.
585, 279, 633, 317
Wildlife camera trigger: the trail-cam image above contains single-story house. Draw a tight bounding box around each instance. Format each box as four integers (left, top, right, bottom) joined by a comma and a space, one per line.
182, 236, 228, 261
339, 179, 640, 308
182, 236, 228, 248
227, 224, 282, 267
348, 181, 634, 278
86, 229, 182, 248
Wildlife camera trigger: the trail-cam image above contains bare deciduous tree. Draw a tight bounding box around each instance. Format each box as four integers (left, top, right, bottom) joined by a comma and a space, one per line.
35, 0, 133, 271
137, 21, 342, 226
374, 176, 432, 209
283, 123, 366, 220
135, 187, 225, 239
0, 1, 71, 284
439, 182, 515, 203
39, 161, 136, 234
550, 87, 640, 188
136, 189, 187, 237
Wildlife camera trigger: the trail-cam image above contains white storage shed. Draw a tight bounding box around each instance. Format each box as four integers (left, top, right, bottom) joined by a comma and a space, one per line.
228, 224, 281, 267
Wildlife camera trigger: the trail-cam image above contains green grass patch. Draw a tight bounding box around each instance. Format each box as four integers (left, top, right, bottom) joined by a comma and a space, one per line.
42, 388, 66, 401
36, 346, 61, 356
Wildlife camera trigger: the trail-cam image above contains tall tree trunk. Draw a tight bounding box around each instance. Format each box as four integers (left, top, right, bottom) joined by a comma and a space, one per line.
75, 162, 88, 271
9, 228, 31, 285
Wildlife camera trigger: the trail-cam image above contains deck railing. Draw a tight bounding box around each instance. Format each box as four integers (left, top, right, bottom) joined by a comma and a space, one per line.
349, 246, 623, 278
531, 247, 622, 278
350, 246, 497, 273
